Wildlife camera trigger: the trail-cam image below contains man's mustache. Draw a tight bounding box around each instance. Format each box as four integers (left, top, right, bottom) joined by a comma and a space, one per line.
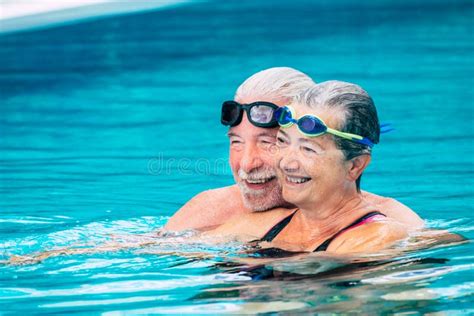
238, 167, 277, 181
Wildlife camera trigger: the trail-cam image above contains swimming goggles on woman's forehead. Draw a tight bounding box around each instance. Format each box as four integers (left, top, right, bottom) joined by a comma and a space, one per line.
221, 100, 279, 128
274, 106, 375, 147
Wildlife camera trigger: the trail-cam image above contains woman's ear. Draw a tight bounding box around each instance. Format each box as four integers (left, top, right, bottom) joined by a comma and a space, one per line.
347, 155, 371, 181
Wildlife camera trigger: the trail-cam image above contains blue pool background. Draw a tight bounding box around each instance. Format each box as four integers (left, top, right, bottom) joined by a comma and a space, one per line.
1, 0, 473, 314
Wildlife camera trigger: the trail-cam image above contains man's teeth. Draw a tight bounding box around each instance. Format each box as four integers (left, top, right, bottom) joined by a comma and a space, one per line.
286, 176, 310, 184
246, 177, 274, 184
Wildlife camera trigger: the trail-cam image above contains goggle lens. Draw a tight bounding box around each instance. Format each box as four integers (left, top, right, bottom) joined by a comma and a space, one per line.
274, 107, 293, 125
299, 116, 327, 135
250, 105, 274, 124
221, 102, 240, 125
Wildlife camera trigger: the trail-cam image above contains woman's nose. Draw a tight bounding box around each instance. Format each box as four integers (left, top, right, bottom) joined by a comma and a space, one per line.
279, 150, 301, 173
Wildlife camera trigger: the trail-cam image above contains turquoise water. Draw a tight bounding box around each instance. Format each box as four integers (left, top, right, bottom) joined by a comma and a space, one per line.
1, 0, 473, 314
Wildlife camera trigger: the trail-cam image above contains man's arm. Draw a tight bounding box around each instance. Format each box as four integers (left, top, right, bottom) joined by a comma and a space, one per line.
202, 207, 294, 241
164, 185, 245, 232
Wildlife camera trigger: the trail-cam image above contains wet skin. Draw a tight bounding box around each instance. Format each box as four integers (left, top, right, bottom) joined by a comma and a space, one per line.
165, 97, 424, 234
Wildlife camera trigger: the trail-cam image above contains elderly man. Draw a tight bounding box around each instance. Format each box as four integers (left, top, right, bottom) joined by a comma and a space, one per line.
165, 67, 424, 232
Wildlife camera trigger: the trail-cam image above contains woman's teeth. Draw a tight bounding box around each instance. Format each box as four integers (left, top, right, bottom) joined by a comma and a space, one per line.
286, 176, 311, 184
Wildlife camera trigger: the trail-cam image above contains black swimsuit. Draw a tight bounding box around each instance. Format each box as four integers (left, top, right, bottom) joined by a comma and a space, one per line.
258, 210, 386, 253
245, 211, 387, 279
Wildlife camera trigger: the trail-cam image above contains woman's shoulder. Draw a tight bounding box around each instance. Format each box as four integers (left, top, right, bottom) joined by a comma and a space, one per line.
361, 191, 424, 228
327, 216, 409, 254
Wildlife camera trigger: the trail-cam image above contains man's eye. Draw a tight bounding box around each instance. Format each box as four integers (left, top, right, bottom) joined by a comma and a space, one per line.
230, 139, 242, 145
276, 137, 287, 144
302, 146, 316, 154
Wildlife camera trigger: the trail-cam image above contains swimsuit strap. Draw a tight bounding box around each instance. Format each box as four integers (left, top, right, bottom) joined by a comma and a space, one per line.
314, 211, 385, 252
260, 210, 298, 242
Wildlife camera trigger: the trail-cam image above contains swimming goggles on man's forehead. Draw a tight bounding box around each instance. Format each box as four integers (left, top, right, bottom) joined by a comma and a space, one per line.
274, 106, 375, 147
221, 100, 279, 128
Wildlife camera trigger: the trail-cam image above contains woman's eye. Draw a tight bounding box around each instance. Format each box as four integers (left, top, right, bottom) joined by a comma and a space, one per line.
276, 137, 286, 144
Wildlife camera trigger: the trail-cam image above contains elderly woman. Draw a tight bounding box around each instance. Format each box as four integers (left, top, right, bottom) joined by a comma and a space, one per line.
210, 80, 413, 254
259, 80, 410, 253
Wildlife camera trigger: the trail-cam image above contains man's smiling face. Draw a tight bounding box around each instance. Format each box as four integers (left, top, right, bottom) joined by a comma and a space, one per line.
228, 96, 288, 211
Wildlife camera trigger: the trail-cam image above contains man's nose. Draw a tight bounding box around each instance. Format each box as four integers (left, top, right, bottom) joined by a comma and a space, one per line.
240, 143, 264, 173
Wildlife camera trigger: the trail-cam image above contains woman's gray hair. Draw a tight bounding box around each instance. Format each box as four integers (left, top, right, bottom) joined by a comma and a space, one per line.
295, 80, 381, 191
235, 67, 315, 102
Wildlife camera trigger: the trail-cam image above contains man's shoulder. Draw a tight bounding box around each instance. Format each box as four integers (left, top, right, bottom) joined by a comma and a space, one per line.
164, 185, 244, 231
197, 185, 241, 201
186, 185, 242, 209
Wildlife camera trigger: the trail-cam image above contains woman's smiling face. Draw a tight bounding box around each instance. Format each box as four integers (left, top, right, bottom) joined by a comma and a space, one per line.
275, 103, 352, 209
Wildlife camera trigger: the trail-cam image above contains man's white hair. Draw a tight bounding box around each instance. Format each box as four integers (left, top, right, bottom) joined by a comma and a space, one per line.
235, 67, 315, 102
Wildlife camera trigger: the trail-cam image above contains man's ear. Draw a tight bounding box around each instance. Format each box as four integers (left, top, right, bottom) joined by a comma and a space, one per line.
347, 154, 371, 181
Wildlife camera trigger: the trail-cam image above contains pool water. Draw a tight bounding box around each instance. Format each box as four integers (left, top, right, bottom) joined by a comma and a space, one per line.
1, 0, 473, 314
